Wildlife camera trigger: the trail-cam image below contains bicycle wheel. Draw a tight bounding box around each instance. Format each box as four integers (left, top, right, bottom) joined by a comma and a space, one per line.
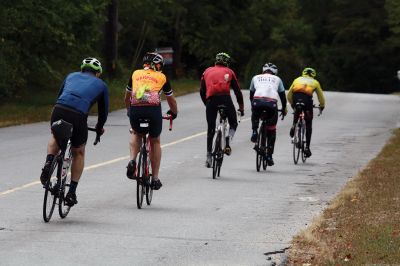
145, 148, 153, 205
293, 122, 301, 164
301, 121, 307, 163
136, 147, 145, 209
256, 127, 262, 172
59, 146, 72, 218
43, 157, 59, 222
212, 131, 222, 179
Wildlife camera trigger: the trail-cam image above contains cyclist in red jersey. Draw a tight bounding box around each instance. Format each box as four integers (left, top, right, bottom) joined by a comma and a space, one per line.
200, 52, 244, 167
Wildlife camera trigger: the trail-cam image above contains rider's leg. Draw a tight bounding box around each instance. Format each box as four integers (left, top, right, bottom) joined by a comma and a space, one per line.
225, 99, 238, 154
70, 145, 85, 184
149, 136, 161, 179
129, 132, 142, 161
251, 101, 261, 142
206, 101, 217, 154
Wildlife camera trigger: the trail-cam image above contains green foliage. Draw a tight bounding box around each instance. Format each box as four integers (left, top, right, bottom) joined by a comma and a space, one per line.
0, 0, 108, 99
2, 0, 400, 101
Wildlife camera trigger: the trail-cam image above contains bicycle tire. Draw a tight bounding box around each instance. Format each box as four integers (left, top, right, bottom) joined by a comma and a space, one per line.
293, 122, 301, 164
136, 147, 145, 209
42, 157, 58, 222
256, 126, 262, 172
59, 145, 72, 218
145, 144, 153, 205
301, 120, 307, 163
262, 125, 268, 171
212, 131, 222, 179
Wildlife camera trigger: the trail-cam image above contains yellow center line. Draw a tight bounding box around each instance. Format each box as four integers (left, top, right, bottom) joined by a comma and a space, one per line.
0, 118, 250, 197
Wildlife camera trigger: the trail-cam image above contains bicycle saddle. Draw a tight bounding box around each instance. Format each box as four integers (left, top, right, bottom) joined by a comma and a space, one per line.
51, 119, 73, 150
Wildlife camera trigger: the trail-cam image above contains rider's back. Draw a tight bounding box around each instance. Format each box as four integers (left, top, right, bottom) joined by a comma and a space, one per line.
56, 72, 108, 114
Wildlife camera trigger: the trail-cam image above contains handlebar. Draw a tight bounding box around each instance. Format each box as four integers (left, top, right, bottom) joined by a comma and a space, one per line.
313, 105, 323, 116
277, 109, 285, 120
88, 127, 101, 145
162, 115, 173, 131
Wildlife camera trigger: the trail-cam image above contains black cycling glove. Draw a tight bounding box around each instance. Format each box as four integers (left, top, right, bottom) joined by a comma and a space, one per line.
167, 110, 177, 120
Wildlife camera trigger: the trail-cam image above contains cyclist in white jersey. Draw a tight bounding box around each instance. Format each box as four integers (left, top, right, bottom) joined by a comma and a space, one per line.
249, 63, 287, 166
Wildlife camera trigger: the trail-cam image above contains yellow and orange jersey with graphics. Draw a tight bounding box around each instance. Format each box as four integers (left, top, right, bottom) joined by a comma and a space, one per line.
126, 68, 173, 106
287, 76, 325, 107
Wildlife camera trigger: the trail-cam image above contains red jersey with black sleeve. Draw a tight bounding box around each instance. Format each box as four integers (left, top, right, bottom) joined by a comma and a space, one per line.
200, 65, 244, 109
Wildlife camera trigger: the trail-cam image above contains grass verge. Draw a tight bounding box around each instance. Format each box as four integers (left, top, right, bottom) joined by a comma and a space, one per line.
287, 128, 400, 265
0, 78, 199, 128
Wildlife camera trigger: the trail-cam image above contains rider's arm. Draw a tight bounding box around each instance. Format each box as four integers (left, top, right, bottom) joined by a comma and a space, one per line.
314, 80, 325, 108
277, 79, 287, 110
124, 76, 133, 110
249, 77, 255, 102
287, 82, 294, 107
96, 84, 109, 129
231, 72, 244, 111
162, 78, 178, 115
200, 77, 207, 105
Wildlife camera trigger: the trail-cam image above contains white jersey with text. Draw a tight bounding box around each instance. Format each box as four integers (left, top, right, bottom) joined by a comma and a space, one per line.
249, 73, 285, 101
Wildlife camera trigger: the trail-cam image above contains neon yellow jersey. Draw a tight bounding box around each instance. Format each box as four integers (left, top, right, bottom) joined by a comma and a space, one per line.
287, 76, 325, 108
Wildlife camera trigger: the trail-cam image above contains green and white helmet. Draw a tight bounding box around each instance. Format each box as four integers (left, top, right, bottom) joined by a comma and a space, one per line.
215, 52, 231, 66
80, 57, 102, 73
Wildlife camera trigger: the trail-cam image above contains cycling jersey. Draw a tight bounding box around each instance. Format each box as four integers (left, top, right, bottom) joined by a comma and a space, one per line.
56, 72, 109, 129
287, 76, 325, 107
249, 73, 285, 101
126, 68, 173, 106
200, 65, 244, 109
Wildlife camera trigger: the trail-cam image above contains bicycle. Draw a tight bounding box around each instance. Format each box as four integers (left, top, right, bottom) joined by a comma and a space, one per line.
292, 104, 322, 164
42, 120, 100, 223
211, 105, 241, 179
254, 109, 284, 172
133, 115, 173, 209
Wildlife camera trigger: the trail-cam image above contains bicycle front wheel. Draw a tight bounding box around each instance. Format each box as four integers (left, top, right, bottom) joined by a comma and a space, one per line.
293, 123, 301, 164
212, 131, 222, 179
136, 149, 145, 209
59, 146, 72, 218
43, 158, 58, 222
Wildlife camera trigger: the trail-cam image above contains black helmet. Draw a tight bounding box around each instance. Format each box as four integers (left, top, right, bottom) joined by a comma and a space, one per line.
215, 52, 231, 66
142, 52, 164, 71
262, 62, 278, 75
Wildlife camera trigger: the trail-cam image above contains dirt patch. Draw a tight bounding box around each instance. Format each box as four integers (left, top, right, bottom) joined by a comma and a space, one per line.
286, 128, 400, 265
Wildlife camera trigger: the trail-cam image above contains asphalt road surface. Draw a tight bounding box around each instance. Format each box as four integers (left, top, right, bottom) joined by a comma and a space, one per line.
0, 91, 399, 265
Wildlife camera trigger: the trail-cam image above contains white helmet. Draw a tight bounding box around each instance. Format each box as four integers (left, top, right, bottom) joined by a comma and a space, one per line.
262, 62, 278, 75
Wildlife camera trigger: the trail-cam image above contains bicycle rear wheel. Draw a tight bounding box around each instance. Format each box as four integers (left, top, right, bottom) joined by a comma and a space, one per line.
145, 153, 153, 205
301, 121, 307, 163
136, 148, 145, 209
256, 127, 262, 172
59, 146, 72, 218
293, 123, 301, 164
212, 131, 222, 179
43, 157, 59, 222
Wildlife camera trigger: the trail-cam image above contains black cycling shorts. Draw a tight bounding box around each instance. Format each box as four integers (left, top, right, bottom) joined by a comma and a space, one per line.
50, 105, 88, 147
251, 99, 278, 127
129, 105, 162, 138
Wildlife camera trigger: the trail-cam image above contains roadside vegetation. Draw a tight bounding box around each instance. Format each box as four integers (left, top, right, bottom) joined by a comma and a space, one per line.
0, 78, 199, 128
287, 128, 400, 265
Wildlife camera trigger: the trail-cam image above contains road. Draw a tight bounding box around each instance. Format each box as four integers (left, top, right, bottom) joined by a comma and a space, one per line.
0, 91, 399, 265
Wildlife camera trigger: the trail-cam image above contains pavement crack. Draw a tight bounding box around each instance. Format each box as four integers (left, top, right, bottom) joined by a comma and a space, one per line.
264, 246, 289, 256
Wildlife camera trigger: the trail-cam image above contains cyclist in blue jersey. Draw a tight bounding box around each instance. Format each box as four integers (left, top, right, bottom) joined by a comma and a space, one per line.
40, 57, 109, 207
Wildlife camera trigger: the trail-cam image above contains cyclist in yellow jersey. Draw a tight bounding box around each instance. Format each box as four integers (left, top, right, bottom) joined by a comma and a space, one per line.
287, 67, 325, 158
124, 52, 178, 190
